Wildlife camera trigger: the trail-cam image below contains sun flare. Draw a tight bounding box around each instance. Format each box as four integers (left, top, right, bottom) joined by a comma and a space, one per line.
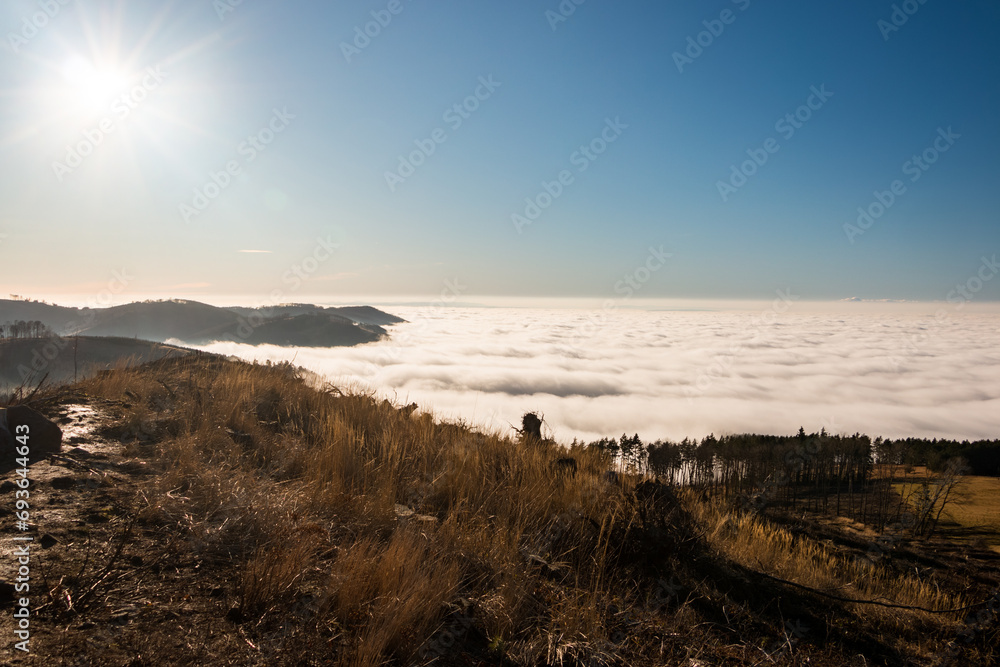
59, 56, 130, 116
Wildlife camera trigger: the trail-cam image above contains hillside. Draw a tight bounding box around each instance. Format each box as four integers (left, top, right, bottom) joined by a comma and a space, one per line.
0, 299, 403, 347
0, 336, 193, 390
1, 355, 997, 665
0, 299, 90, 333
69, 299, 241, 342
227, 304, 406, 327
230, 313, 387, 347
326, 305, 406, 326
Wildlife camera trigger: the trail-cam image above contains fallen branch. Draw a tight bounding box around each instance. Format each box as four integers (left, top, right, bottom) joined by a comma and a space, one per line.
747, 564, 988, 615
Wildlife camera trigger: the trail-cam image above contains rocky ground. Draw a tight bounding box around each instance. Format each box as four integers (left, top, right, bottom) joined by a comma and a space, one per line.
0, 395, 255, 666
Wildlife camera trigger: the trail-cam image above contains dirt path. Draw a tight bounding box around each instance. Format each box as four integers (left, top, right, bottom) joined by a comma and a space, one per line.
0, 399, 179, 665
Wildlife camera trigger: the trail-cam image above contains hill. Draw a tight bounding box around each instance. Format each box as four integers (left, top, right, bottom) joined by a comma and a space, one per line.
69, 299, 243, 342
0, 298, 403, 347
326, 305, 406, 326
1, 354, 996, 665
229, 313, 386, 347
0, 298, 90, 332
226, 303, 406, 327
0, 336, 193, 390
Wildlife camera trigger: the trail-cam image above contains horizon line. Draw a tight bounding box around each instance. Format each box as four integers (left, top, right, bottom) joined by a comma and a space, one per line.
8, 293, 1000, 314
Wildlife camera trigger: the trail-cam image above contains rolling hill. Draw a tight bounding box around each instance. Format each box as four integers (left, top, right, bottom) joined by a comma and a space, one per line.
0, 335, 192, 390
0, 298, 403, 346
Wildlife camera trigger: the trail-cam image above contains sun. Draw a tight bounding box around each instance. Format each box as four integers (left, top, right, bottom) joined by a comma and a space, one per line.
59, 56, 131, 116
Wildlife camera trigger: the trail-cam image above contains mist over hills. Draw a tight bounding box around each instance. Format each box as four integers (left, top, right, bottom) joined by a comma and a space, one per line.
0, 298, 404, 346
0, 298, 404, 389
0, 298, 86, 332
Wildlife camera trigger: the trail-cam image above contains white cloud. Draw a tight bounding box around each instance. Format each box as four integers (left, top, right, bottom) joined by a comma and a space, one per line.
193, 303, 1000, 444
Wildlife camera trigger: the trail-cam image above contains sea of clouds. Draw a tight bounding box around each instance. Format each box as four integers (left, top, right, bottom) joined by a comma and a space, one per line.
186, 302, 1000, 444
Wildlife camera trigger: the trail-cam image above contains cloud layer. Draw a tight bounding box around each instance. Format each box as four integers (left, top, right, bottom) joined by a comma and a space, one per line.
191, 304, 1000, 444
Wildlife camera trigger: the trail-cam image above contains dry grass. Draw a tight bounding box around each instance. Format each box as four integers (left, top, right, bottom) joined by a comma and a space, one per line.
327, 529, 462, 666
50, 354, 991, 665
943, 475, 1000, 552
888, 466, 1000, 552
692, 498, 965, 617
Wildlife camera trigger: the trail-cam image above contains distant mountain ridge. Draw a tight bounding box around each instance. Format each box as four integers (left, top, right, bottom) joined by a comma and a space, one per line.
0, 298, 405, 347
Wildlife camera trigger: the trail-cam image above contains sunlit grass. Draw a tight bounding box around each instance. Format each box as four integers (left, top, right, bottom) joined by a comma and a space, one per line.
64, 355, 979, 665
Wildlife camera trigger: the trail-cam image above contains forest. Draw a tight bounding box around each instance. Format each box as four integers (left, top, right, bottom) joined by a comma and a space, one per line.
586, 427, 1000, 537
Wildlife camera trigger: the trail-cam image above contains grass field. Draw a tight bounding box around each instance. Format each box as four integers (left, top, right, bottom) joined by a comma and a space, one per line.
892, 466, 1000, 553
944, 475, 1000, 553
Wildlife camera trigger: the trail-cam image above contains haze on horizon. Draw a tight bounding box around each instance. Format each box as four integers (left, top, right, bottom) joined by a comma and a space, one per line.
1, 1, 998, 305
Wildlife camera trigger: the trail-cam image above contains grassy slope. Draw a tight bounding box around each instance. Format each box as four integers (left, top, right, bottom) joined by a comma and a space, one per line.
2, 355, 997, 666
0, 336, 192, 390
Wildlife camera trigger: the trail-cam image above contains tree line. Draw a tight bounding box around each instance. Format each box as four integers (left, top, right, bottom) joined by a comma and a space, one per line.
0, 319, 54, 339
585, 427, 998, 537
878, 436, 1000, 477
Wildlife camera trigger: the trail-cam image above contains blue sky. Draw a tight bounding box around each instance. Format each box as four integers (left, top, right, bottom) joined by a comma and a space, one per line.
1, 0, 998, 303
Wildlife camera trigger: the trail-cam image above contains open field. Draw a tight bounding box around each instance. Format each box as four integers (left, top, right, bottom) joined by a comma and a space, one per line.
945, 476, 1000, 553
892, 469, 1000, 554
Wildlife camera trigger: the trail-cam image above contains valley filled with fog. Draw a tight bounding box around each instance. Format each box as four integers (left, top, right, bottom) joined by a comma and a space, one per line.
188, 303, 1000, 444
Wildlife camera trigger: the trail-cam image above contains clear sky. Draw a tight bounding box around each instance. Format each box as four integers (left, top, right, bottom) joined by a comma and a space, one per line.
1, 0, 998, 304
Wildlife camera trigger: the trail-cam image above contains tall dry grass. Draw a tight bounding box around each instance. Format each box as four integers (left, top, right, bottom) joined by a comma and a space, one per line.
691, 498, 966, 625
72, 355, 973, 665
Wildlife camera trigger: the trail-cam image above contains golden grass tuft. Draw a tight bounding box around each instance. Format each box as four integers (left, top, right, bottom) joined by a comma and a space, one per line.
327, 529, 462, 666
